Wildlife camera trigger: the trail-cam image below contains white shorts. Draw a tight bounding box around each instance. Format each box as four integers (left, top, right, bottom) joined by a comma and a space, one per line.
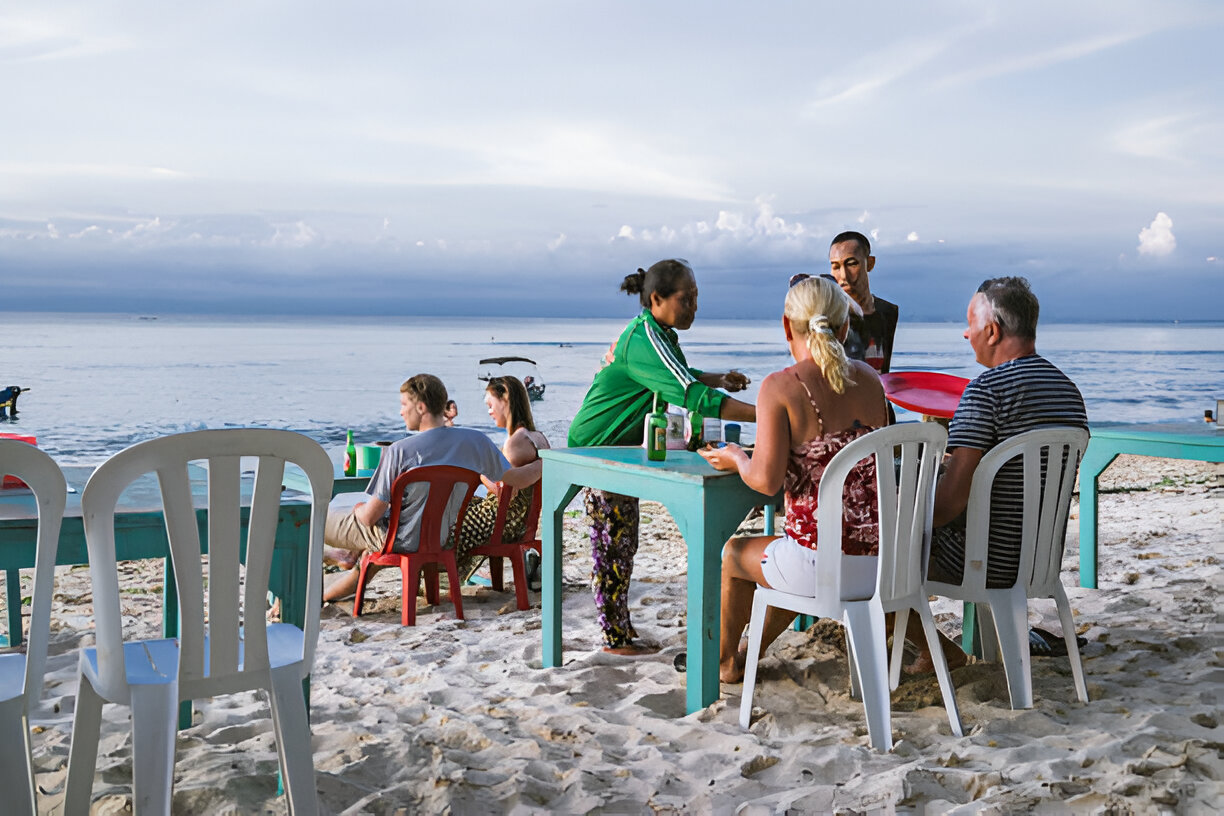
759, 536, 878, 599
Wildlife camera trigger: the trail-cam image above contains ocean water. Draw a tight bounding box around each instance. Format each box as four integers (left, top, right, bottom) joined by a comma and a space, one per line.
1, 312, 1221, 465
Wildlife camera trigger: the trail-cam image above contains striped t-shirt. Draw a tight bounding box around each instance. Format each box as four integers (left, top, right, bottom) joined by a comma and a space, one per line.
933, 354, 1088, 587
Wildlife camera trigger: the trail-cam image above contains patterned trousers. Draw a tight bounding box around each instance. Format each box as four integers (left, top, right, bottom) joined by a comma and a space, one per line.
583, 488, 640, 648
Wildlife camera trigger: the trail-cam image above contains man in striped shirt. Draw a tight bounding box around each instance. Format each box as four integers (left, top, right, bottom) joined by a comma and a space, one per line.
930, 277, 1088, 588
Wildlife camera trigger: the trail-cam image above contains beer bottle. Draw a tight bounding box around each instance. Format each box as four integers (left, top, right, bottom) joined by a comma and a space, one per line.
344, 429, 357, 476
646, 393, 667, 461
686, 411, 704, 452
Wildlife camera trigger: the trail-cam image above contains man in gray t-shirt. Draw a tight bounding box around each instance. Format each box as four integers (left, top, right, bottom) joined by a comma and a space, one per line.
322, 374, 533, 604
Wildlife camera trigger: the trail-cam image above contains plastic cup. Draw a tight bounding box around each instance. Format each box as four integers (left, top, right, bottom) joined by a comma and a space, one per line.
358, 444, 381, 471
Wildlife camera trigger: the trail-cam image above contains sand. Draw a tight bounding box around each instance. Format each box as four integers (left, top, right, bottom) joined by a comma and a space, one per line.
12, 454, 1222, 814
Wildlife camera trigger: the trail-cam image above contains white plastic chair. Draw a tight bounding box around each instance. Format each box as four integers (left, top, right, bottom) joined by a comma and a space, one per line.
739, 423, 962, 751
926, 426, 1090, 709
0, 441, 67, 816
63, 429, 333, 815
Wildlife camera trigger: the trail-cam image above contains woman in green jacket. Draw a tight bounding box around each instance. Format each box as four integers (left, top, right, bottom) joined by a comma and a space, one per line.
569, 259, 756, 654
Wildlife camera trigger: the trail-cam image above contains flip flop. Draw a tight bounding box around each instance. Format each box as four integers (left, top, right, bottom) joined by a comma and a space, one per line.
525, 550, 542, 592
1029, 627, 1088, 657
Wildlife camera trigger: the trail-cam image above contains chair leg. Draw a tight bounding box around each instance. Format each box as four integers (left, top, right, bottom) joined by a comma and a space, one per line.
130, 682, 180, 815
844, 627, 862, 701
423, 564, 440, 606
1053, 587, 1089, 703
739, 592, 770, 729
915, 603, 963, 736
63, 670, 105, 814
975, 602, 999, 662
403, 561, 421, 626
0, 696, 36, 816
986, 589, 1032, 709
267, 665, 319, 816
489, 556, 505, 592
510, 550, 529, 611
888, 610, 909, 692
352, 557, 372, 618
843, 603, 893, 751
443, 556, 465, 620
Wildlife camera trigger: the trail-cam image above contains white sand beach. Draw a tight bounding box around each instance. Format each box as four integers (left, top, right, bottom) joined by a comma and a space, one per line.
15, 454, 1222, 814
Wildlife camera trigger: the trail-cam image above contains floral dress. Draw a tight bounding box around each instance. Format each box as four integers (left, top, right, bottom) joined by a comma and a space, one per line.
782, 371, 880, 556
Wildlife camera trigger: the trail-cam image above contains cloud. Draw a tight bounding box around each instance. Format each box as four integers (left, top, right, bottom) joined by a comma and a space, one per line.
547, 233, 566, 251
1137, 212, 1175, 256
937, 32, 1140, 89
907, 231, 920, 242
1113, 114, 1194, 162
616, 196, 810, 249
802, 34, 954, 112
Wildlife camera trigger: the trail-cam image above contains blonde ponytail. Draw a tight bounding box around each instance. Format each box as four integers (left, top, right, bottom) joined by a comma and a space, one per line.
785, 277, 855, 394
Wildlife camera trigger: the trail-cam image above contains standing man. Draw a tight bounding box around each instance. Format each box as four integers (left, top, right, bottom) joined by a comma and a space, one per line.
828, 231, 899, 373
321, 373, 538, 603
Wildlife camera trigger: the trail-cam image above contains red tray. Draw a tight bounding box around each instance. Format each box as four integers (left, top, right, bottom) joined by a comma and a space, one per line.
1, 433, 36, 489
880, 372, 970, 419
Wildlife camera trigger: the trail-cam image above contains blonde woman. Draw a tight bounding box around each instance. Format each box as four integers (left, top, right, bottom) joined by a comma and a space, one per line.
699, 275, 888, 682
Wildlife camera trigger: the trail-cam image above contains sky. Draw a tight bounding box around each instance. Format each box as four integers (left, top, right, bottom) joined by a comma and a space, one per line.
2, 1, 1222, 321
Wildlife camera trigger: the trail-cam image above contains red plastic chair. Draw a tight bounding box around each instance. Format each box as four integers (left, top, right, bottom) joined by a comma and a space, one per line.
468, 482, 543, 611
352, 465, 481, 626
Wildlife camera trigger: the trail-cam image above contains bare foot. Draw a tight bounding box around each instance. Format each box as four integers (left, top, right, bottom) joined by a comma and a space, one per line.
904, 637, 968, 675
719, 642, 750, 684
323, 547, 359, 570
603, 643, 659, 656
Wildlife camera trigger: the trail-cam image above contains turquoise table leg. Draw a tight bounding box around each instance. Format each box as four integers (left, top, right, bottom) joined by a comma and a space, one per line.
679, 499, 719, 714
541, 471, 580, 669
1077, 446, 1117, 589
961, 602, 978, 655
4, 568, 21, 647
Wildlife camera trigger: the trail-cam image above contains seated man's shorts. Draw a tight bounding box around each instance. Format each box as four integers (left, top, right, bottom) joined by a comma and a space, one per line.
759, 535, 879, 599
325, 508, 387, 554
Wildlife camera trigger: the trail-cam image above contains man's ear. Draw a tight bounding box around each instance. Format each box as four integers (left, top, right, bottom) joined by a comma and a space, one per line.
865, 255, 876, 274
986, 320, 1003, 346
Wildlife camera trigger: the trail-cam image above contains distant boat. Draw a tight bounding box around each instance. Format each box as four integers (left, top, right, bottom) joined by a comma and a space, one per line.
1, 385, 28, 419
477, 357, 546, 401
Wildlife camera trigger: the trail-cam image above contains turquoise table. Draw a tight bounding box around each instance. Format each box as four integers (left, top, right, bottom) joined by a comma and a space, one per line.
1078, 422, 1224, 588
1, 464, 319, 728
538, 447, 777, 714
284, 461, 369, 498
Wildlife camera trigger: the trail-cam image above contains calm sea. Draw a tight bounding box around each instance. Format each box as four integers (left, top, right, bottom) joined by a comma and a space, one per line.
2, 312, 1221, 465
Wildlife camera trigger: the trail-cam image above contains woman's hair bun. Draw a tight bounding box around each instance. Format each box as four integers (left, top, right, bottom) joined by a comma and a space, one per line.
620, 267, 648, 296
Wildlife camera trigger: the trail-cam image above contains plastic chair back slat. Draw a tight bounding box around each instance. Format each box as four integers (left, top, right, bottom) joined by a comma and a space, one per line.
241, 457, 286, 673
155, 463, 208, 683
205, 455, 243, 678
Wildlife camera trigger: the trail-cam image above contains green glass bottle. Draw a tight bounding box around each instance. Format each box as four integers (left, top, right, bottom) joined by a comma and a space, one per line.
344, 429, 357, 476
686, 410, 704, 452
646, 393, 667, 461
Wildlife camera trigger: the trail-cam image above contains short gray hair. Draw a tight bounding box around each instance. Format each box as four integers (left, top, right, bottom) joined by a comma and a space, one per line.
976, 277, 1039, 340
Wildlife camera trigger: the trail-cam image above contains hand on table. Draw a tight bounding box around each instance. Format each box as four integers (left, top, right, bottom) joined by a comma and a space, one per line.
698, 442, 745, 472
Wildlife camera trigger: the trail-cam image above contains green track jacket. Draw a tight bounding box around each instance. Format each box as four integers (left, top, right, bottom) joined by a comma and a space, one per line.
568, 309, 727, 447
